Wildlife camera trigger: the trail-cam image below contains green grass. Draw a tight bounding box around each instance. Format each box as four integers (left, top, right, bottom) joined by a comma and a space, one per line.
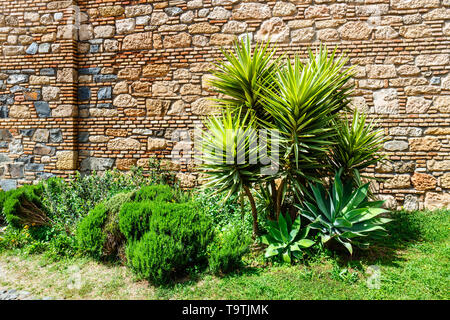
0, 210, 449, 300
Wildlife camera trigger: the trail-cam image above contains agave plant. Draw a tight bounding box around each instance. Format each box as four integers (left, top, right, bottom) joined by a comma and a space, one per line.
298, 169, 391, 254
330, 109, 386, 187
261, 213, 315, 263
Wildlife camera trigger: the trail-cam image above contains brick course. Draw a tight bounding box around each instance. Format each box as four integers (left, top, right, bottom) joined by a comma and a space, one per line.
0, 0, 449, 210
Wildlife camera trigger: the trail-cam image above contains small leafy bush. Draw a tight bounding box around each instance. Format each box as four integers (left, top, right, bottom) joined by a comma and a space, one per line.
261, 214, 315, 263
299, 169, 391, 254
42, 169, 149, 232
2, 184, 49, 229
0, 225, 34, 251
125, 201, 213, 285
134, 185, 175, 203
195, 188, 253, 236
46, 233, 78, 258
208, 227, 251, 274
102, 191, 136, 258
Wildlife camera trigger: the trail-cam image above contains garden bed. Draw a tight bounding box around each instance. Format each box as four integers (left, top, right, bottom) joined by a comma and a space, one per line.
1, 209, 448, 300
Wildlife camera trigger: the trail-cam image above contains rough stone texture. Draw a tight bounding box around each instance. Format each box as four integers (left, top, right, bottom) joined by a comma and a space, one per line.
256, 18, 290, 43
403, 195, 419, 212
372, 89, 399, 114
411, 172, 437, 191
406, 97, 432, 114
108, 138, 141, 151
409, 137, 442, 151
148, 138, 168, 151
122, 32, 153, 50
338, 21, 372, 40
424, 192, 450, 210
56, 151, 77, 170
440, 173, 450, 189
384, 140, 409, 151
232, 3, 271, 20
0, 0, 448, 209
384, 175, 411, 189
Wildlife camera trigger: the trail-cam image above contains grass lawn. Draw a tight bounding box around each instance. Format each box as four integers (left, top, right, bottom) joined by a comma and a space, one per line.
0, 209, 448, 300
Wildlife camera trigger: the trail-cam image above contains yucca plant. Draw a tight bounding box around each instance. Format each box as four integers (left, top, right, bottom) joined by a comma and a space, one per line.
210, 35, 281, 120
298, 169, 391, 254
197, 109, 266, 238
199, 39, 368, 239
259, 46, 354, 217
261, 213, 315, 263
330, 109, 386, 187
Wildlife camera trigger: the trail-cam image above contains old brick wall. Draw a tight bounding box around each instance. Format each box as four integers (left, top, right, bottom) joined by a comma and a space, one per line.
0, 0, 449, 211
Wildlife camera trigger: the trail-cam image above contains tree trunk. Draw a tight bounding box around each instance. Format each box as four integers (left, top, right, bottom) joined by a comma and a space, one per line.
243, 185, 259, 239
275, 178, 285, 220
270, 180, 277, 220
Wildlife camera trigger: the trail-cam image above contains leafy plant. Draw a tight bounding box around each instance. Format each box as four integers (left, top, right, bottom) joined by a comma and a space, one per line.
210, 35, 281, 119
134, 184, 175, 203
208, 226, 251, 274
119, 201, 154, 242
0, 190, 6, 225
76, 190, 136, 260
198, 109, 264, 238
298, 169, 391, 254
261, 213, 315, 263
330, 109, 386, 187
259, 47, 354, 217
195, 188, 253, 237
0, 225, 35, 251
42, 169, 150, 232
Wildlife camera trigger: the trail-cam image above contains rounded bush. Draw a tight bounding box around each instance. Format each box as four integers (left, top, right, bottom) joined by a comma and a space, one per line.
125, 201, 213, 285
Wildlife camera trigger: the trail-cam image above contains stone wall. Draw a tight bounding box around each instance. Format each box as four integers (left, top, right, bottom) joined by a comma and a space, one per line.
0, 0, 449, 211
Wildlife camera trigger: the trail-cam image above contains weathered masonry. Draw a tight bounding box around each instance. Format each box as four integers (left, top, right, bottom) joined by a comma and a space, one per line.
0, 0, 449, 210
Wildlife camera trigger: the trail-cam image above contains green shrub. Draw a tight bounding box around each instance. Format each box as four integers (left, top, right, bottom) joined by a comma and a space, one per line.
42, 169, 148, 232
76, 191, 135, 260
195, 188, 252, 234
135, 185, 175, 203
125, 201, 213, 285
0, 226, 34, 251
76, 203, 108, 259
2, 184, 49, 229
102, 191, 135, 258
119, 201, 154, 241
47, 233, 78, 258
208, 227, 251, 274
